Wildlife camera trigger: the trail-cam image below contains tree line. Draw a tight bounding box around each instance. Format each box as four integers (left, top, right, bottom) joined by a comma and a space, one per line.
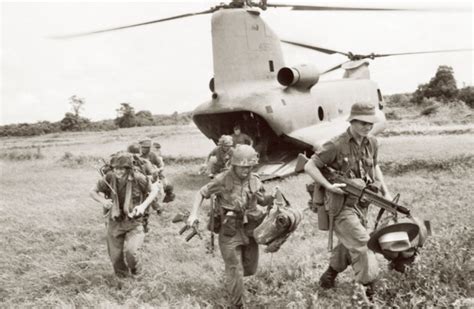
0, 97, 192, 137
1, 65, 472, 137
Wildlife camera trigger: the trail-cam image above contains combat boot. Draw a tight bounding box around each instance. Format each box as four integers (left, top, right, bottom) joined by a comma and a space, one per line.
363, 282, 376, 301
319, 266, 339, 289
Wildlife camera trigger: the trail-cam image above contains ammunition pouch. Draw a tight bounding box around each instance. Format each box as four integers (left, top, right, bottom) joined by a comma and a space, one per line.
221, 216, 240, 237
207, 210, 221, 234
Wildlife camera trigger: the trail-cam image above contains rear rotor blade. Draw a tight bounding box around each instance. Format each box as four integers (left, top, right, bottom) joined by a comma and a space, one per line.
281, 40, 349, 57
51, 8, 217, 39
321, 61, 349, 75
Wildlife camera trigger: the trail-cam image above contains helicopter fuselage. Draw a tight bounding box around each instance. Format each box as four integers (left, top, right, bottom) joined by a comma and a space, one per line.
192, 8, 385, 161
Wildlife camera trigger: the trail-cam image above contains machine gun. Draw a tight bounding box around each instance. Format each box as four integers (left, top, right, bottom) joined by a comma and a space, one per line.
324, 167, 411, 251
325, 167, 410, 216
172, 211, 202, 242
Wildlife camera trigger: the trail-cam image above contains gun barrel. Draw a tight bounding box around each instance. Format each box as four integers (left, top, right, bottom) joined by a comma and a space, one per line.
334, 175, 410, 216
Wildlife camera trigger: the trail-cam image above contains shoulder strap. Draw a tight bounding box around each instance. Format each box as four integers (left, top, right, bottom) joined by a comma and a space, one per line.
224, 172, 233, 191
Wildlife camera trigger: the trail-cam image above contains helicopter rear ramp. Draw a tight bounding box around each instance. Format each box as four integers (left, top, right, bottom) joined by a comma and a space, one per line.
256, 153, 307, 182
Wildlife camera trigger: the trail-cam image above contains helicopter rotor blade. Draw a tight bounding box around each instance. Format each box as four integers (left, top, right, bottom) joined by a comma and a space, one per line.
368, 49, 474, 59
265, 3, 466, 12
267, 4, 421, 11
320, 62, 349, 75
281, 40, 473, 61
51, 8, 218, 39
281, 40, 349, 57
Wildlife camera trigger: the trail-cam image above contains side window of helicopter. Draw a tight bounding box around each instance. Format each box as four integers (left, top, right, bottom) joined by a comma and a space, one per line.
318, 106, 324, 121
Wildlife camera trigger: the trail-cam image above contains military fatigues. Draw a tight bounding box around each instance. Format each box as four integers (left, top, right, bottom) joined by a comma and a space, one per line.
311, 128, 379, 284
231, 133, 253, 147
200, 169, 272, 307
96, 172, 151, 277
208, 146, 234, 175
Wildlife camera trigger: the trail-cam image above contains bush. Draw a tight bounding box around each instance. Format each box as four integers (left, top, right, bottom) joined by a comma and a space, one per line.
0, 148, 45, 161
420, 104, 440, 116
379, 226, 473, 307
458, 86, 474, 108
413, 66, 458, 104
59, 152, 104, 168
60, 113, 91, 131
385, 93, 412, 107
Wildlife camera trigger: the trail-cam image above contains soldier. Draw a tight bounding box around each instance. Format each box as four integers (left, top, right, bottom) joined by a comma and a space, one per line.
205, 135, 234, 178
127, 143, 163, 231
153, 142, 162, 156
139, 137, 175, 203
90, 153, 159, 277
187, 145, 274, 308
231, 124, 253, 147
304, 102, 392, 298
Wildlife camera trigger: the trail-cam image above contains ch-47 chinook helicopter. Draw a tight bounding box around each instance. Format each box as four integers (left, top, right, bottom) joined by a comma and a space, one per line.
57, 0, 471, 180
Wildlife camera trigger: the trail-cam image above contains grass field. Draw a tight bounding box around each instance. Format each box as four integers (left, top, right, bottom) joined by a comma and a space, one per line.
0, 114, 473, 307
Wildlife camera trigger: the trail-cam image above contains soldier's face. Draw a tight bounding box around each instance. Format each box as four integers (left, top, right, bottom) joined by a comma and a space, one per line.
222, 145, 231, 152
351, 120, 374, 137
234, 128, 241, 135
141, 146, 150, 155
113, 167, 127, 179
234, 166, 252, 179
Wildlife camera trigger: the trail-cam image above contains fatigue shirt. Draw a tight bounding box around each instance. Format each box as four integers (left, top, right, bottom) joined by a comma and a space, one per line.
97, 172, 151, 218
209, 146, 233, 168
231, 133, 253, 146
141, 152, 164, 170
311, 128, 378, 210
200, 170, 271, 221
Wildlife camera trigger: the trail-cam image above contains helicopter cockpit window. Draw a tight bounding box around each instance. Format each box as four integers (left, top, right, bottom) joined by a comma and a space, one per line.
318, 107, 324, 121
269, 60, 274, 72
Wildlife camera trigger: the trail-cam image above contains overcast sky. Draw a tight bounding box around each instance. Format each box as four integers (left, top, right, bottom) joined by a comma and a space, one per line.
1, 0, 472, 124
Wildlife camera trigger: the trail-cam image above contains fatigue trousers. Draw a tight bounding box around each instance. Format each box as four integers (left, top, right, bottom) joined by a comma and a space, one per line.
329, 205, 379, 285
219, 229, 259, 308
107, 218, 145, 277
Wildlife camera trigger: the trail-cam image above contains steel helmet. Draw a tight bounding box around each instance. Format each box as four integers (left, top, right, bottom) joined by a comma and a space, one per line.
127, 143, 141, 154
218, 135, 233, 147
111, 153, 133, 169
231, 145, 259, 166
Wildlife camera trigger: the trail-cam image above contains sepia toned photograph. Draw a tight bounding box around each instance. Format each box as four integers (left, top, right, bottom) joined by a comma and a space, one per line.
1, 0, 472, 307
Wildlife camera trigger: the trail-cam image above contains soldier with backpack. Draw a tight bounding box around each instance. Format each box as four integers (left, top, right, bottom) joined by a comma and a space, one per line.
304, 102, 392, 299
90, 153, 159, 277
187, 145, 275, 308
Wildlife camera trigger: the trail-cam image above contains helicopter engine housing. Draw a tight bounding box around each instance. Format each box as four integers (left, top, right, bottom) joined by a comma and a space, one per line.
277, 64, 320, 89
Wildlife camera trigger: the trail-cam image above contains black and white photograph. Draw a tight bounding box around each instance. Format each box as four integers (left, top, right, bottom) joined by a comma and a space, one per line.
1, 0, 472, 307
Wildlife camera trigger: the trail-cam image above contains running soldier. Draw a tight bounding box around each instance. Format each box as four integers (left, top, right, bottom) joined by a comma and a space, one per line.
90, 153, 159, 277
305, 102, 392, 298
187, 145, 274, 308
205, 135, 234, 178
139, 137, 175, 203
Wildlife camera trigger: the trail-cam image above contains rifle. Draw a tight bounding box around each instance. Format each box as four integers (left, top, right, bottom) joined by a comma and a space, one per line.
172, 212, 202, 242
97, 164, 116, 219
209, 195, 216, 253
325, 167, 410, 217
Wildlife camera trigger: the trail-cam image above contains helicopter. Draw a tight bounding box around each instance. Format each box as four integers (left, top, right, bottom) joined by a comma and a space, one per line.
57, 0, 472, 180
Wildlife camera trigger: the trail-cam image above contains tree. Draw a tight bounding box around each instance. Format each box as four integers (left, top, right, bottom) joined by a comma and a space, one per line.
69, 95, 85, 117
115, 103, 137, 128
135, 110, 154, 126
413, 65, 458, 103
